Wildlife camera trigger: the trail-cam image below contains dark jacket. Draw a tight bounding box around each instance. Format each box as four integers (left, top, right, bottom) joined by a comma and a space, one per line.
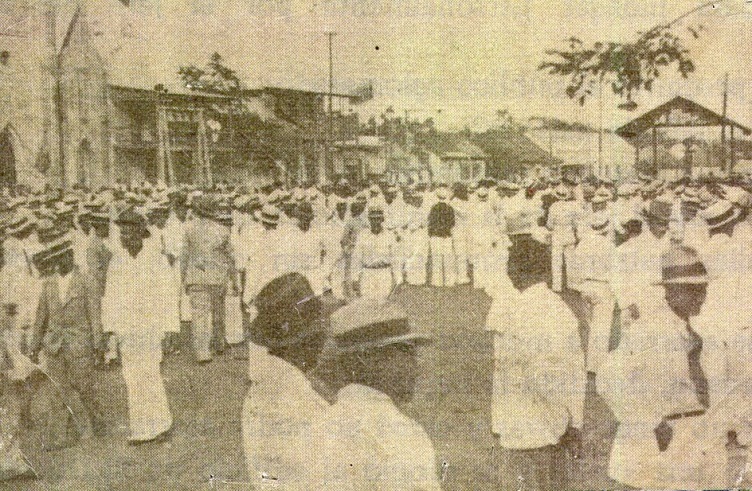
86, 237, 113, 297
31, 269, 102, 357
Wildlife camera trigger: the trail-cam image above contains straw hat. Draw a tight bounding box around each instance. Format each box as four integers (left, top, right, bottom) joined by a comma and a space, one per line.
653, 245, 709, 285
699, 199, 741, 231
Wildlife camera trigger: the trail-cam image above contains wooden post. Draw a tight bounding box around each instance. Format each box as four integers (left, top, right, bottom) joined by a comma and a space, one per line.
721, 72, 728, 172
156, 107, 167, 184
730, 125, 736, 173
106, 90, 116, 187
652, 126, 658, 171
196, 108, 212, 187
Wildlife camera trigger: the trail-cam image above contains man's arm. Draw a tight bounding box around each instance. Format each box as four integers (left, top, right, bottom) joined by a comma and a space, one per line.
84, 278, 104, 355
180, 228, 191, 285
29, 284, 48, 357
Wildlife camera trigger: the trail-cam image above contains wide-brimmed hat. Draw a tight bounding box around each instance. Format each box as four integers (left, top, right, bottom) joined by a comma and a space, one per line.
35, 218, 67, 244
31, 238, 73, 268
654, 245, 710, 285
325, 298, 431, 357
681, 187, 701, 205
699, 199, 741, 231
251, 272, 322, 350
553, 184, 570, 200
589, 211, 611, 234
697, 187, 718, 210
6, 210, 35, 235
89, 210, 110, 225
617, 182, 639, 197
260, 204, 280, 225
642, 198, 673, 223
722, 185, 752, 209
115, 208, 149, 238
353, 192, 368, 205
367, 204, 384, 218
591, 186, 613, 204
637, 171, 655, 183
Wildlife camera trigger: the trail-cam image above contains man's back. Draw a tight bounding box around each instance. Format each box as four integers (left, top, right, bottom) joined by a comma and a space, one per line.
182, 217, 234, 286
306, 383, 440, 491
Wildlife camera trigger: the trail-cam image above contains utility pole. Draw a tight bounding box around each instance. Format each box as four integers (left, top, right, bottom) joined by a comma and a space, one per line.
721, 72, 729, 173
325, 31, 336, 183
598, 76, 604, 178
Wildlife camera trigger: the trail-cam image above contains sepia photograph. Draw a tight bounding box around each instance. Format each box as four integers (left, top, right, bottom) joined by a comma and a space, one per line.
1, 0, 752, 489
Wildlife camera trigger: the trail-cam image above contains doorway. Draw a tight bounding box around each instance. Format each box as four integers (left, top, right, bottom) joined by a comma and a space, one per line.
0, 128, 17, 186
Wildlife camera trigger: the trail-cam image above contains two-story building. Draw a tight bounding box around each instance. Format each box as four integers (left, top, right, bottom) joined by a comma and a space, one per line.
1, 0, 366, 190
0, 0, 237, 189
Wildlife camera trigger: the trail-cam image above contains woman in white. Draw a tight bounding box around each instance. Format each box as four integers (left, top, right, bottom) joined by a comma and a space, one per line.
102, 209, 174, 444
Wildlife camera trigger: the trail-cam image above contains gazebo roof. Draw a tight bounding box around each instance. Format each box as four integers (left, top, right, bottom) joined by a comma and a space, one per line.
616, 96, 752, 140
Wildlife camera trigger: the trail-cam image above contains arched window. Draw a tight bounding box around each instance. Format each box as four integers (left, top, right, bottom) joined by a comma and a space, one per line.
0, 127, 17, 186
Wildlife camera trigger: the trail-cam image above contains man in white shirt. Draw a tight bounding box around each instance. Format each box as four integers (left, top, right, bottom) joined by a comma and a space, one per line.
569, 211, 616, 376
599, 245, 715, 489
611, 197, 674, 329
351, 205, 398, 300
102, 209, 173, 444
468, 187, 509, 291
305, 298, 439, 491
693, 199, 752, 405
486, 232, 586, 491
546, 184, 580, 292
242, 272, 329, 490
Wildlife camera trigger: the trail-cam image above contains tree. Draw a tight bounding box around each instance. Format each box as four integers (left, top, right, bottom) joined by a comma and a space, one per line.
178, 54, 300, 176
179, 52, 243, 97
539, 4, 710, 108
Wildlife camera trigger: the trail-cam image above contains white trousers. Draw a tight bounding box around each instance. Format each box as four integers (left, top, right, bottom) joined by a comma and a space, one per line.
580, 281, 615, 374
359, 268, 394, 300
119, 331, 173, 442
551, 240, 575, 292
429, 237, 457, 287
225, 292, 245, 345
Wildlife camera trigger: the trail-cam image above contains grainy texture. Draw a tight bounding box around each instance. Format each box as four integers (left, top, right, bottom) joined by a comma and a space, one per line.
8, 286, 621, 491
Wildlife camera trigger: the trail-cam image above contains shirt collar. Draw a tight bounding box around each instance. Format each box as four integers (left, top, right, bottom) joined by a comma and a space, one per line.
337, 384, 394, 406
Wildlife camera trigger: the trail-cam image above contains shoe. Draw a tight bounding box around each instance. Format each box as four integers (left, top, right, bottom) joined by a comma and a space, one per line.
128, 428, 172, 446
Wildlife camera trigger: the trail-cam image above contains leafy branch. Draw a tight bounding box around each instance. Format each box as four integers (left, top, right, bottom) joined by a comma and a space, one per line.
539, 22, 704, 108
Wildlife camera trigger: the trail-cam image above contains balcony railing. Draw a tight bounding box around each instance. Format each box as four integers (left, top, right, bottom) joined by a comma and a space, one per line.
112, 128, 157, 149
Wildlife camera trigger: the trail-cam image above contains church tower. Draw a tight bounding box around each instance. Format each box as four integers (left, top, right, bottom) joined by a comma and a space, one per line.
0, 0, 60, 188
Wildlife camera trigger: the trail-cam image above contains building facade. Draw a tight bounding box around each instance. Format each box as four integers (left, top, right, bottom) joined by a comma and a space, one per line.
0, 0, 239, 190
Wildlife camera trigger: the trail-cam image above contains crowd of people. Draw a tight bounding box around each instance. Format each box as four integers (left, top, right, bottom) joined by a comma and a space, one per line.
0, 171, 752, 489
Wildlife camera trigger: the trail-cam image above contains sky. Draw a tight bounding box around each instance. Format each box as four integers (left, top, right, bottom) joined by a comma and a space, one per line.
101, 0, 752, 132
